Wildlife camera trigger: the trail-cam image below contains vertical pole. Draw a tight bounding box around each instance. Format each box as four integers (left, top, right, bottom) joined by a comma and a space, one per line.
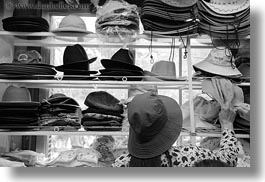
187, 37, 196, 145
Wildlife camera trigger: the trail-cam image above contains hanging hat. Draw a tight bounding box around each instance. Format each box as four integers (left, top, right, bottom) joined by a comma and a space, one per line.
193, 47, 242, 78
55, 44, 97, 75
51, 15, 91, 33
101, 48, 143, 72
202, 0, 250, 15
160, 0, 198, 7
144, 61, 186, 81
128, 92, 183, 158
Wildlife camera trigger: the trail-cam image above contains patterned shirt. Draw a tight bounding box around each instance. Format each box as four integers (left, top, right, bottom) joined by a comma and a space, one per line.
112, 129, 239, 167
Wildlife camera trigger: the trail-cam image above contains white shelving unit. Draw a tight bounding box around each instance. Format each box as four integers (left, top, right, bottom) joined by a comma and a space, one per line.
0, 31, 250, 146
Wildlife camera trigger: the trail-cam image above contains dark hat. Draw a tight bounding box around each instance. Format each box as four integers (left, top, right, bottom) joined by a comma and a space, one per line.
2, 8, 49, 32
98, 68, 144, 81
128, 92, 183, 158
84, 91, 123, 113
55, 44, 97, 75
101, 48, 143, 72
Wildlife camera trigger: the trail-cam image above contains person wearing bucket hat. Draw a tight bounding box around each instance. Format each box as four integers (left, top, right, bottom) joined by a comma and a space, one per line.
113, 92, 239, 167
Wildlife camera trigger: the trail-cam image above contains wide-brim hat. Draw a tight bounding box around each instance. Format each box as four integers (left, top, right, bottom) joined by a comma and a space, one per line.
101, 49, 143, 72
128, 93, 183, 158
202, 0, 250, 15
51, 15, 92, 34
193, 48, 242, 77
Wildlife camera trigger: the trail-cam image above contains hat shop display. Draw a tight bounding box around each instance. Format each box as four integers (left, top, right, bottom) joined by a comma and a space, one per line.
0, 49, 56, 79
82, 91, 124, 131
140, 0, 198, 37
39, 93, 82, 131
55, 44, 98, 79
95, 0, 140, 42
99, 48, 144, 81
197, 0, 250, 39
0, 85, 40, 130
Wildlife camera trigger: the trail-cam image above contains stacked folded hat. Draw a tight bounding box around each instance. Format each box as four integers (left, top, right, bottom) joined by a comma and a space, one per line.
2, 8, 49, 32
193, 47, 242, 79
55, 44, 98, 80
99, 48, 144, 81
82, 91, 124, 131
140, 0, 198, 36
0, 49, 56, 79
39, 94, 82, 131
95, 0, 140, 41
0, 86, 40, 130
197, 0, 250, 39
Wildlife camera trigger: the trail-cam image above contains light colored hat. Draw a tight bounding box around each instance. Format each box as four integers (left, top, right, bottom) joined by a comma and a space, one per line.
160, 0, 198, 7
52, 15, 91, 33
2, 85, 31, 102
0, 37, 13, 64
203, 0, 250, 14
193, 47, 242, 77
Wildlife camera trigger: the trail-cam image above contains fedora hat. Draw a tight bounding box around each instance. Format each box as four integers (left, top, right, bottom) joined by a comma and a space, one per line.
2, 8, 49, 32
160, 0, 198, 7
2, 85, 31, 102
144, 61, 186, 81
128, 92, 183, 158
101, 48, 143, 72
51, 15, 91, 33
55, 44, 97, 75
193, 47, 242, 78
202, 0, 250, 14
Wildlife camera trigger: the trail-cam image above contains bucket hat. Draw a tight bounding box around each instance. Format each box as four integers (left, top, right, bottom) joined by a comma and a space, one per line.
144, 61, 186, 81
193, 47, 242, 78
101, 48, 143, 72
202, 0, 250, 15
128, 92, 183, 158
55, 44, 97, 75
51, 15, 91, 33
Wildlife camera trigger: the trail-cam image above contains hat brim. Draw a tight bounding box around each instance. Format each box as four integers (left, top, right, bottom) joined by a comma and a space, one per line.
101, 59, 143, 72
51, 27, 92, 34
193, 60, 242, 77
202, 0, 250, 15
128, 95, 183, 158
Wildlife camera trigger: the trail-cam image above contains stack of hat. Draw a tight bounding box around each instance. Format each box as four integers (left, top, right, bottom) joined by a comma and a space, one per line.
55, 44, 98, 80
0, 49, 56, 79
193, 47, 242, 79
197, 0, 250, 38
0, 86, 40, 130
140, 0, 198, 36
95, 0, 140, 41
98, 48, 144, 81
39, 94, 82, 131
82, 91, 124, 131
2, 9, 49, 32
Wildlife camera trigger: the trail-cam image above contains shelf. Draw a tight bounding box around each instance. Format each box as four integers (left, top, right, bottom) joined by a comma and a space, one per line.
0, 130, 249, 138
0, 79, 249, 89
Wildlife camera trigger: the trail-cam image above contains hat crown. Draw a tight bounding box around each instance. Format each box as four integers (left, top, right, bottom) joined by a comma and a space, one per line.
59, 15, 87, 31
128, 93, 167, 143
111, 49, 134, 65
2, 86, 31, 102
151, 61, 176, 78
160, 0, 197, 7
208, 48, 234, 67
63, 44, 88, 65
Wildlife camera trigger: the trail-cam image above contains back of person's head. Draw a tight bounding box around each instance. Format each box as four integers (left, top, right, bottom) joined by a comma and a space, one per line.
127, 92, 183, 167
193, 159, 231, 167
